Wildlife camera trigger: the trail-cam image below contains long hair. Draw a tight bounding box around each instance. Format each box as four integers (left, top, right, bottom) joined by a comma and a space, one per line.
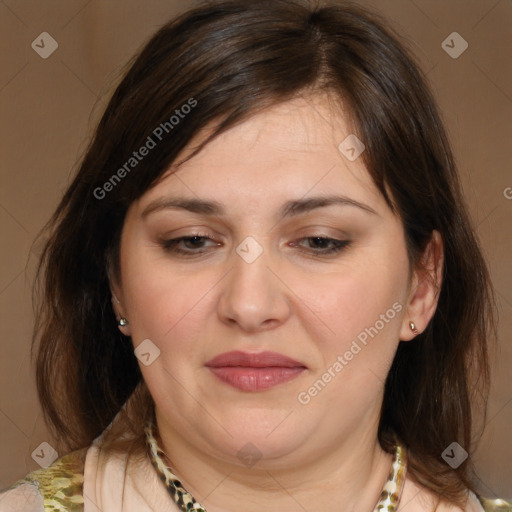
33, 0, 496, 504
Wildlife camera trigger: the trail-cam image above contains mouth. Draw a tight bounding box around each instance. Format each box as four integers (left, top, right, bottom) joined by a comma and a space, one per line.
204, 351, 307, 392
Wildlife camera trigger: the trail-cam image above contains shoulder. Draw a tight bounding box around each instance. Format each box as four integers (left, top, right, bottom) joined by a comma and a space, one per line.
0, 447, 87, 512
478, 497, 512, 512
399, 476, 511, 512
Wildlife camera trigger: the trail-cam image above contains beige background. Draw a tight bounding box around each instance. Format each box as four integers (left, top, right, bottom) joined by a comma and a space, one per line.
1, 0, 511, 499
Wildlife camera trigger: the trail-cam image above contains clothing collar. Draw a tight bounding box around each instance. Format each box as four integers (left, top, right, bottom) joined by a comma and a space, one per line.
144, 420, 407, 511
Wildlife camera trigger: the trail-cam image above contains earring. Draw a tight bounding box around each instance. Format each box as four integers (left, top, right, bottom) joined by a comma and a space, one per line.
409, 321, 419, 335
118, 317, 129, 327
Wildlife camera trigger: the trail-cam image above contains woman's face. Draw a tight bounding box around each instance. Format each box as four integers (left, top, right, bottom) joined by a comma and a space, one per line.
115, 95, 419, 468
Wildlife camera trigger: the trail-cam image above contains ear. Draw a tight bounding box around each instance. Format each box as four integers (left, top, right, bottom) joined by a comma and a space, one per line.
109, 271, 132, 337
399, 230, 444, 341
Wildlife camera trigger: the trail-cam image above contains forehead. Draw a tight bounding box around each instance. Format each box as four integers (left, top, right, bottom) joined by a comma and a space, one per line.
138, 95, 388, 215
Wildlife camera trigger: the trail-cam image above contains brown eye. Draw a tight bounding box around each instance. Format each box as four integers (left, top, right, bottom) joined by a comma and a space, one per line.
162, 234, 221, 255
292, 237, 350, 255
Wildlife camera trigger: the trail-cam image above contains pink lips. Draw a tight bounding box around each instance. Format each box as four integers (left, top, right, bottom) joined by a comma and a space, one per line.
205, 351, 307, 392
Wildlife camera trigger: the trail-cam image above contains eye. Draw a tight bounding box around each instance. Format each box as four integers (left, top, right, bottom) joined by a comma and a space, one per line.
291, 236, 350, 255
161, 233, 221, 256
160, 234, 350, 258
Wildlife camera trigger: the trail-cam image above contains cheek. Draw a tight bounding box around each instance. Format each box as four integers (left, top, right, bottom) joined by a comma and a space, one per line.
291, 246, 409, 388
293, 275, 405, 415
123, 260, 218, 343
122, 257, 218, 405
302, 260, 407, 342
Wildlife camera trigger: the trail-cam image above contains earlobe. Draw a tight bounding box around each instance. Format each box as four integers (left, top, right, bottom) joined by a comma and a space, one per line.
408, 321, 419, 335
400, 231, 444, 341
399, 318, 421, 342
117, 316, 131, 336
110, 288, 132, 336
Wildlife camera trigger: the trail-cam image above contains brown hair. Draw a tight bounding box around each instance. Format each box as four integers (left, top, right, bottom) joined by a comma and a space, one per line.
33, 0, 496, 504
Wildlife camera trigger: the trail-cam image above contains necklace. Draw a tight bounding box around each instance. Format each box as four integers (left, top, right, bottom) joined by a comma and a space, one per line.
144, 421, 407, 511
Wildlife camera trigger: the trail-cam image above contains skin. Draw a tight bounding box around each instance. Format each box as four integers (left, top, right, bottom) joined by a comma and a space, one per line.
111, 95, 455, 511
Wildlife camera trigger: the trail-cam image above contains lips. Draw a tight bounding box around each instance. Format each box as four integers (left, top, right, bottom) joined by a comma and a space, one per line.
205, 350, 305, 368
205, 351, 307, 392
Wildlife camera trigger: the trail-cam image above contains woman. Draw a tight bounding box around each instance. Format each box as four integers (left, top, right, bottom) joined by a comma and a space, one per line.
0, 1, 508, 510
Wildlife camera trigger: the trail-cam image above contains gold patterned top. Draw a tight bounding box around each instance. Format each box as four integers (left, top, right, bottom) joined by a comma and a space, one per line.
1, 448, 87, 512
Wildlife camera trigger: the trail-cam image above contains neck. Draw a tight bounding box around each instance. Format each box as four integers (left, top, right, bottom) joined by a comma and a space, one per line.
154, 412, 393, 512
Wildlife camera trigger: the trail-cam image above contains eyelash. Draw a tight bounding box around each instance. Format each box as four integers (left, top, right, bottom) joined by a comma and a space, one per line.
161, 233, 350, 257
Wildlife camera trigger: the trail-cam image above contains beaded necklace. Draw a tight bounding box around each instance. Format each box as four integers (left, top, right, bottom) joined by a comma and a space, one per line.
144, 421, 407, 512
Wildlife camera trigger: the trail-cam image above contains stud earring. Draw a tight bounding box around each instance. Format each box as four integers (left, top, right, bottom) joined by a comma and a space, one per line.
409, 321, 419, 335
118, 317, 129, 327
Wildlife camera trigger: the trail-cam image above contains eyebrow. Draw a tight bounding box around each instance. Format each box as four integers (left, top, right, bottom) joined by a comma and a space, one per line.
141, 194, 378, 219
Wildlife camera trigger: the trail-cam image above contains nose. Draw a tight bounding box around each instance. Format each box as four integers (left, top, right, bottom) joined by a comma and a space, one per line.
217, 242, 291, 333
